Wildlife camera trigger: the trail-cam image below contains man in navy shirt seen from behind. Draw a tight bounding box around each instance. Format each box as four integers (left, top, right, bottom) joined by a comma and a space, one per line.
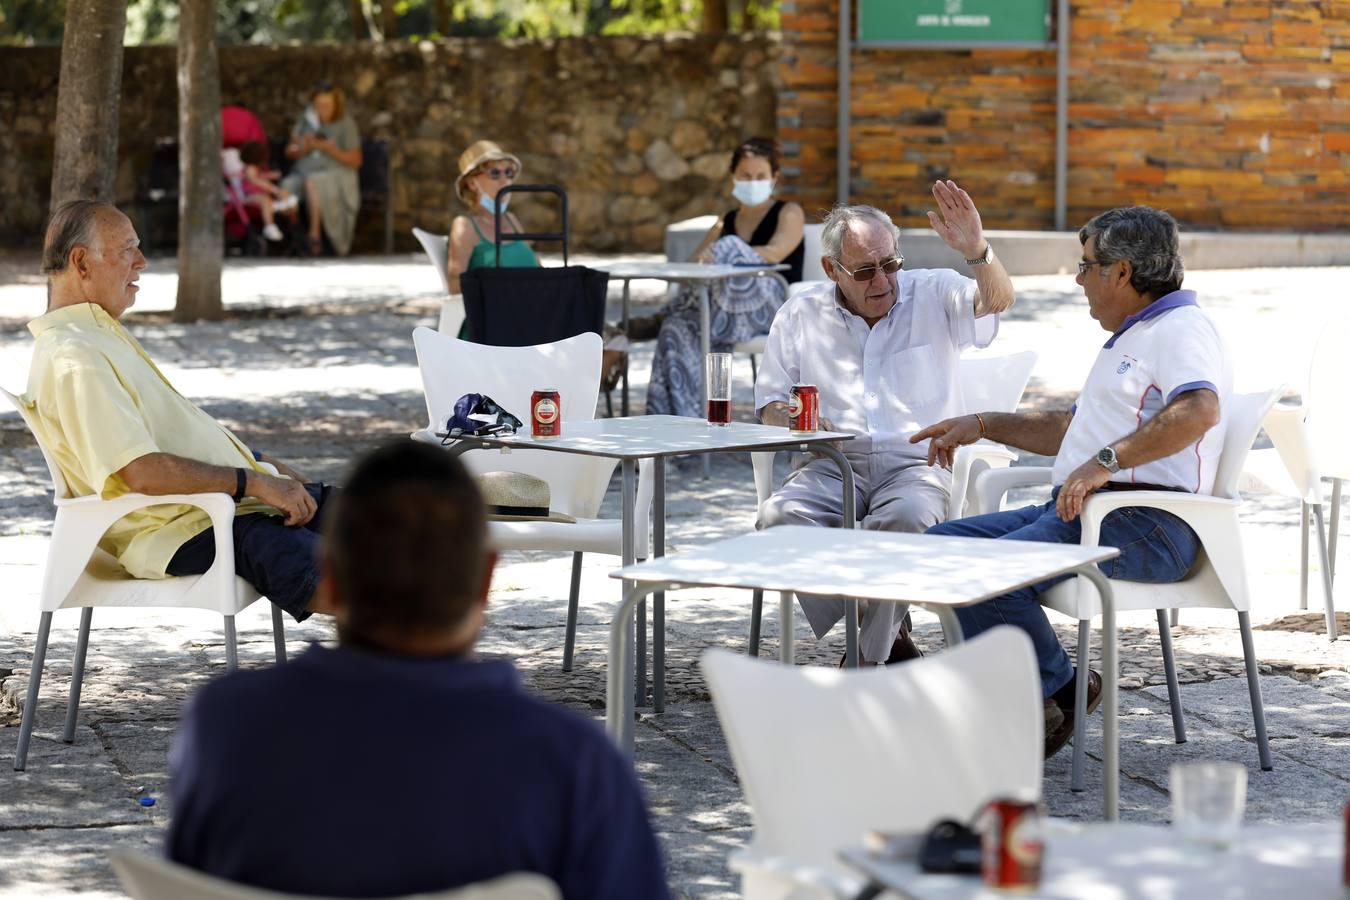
168, 440, 670, 899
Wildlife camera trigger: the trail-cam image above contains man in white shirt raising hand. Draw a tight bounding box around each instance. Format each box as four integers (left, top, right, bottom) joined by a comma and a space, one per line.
755, 183, 1015, 666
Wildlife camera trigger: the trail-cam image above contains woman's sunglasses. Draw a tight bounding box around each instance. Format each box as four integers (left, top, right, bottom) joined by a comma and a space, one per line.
831, 256, 904, 282
480, 166, 517, 181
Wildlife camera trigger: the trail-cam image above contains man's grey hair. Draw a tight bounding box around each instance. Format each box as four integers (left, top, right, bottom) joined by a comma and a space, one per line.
42, 200, 115, 275
819, 203, 902, 261
1079, 206, 1184, 299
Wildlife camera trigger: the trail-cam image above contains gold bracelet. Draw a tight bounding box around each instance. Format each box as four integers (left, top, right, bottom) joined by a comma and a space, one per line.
974, 412, 988, 438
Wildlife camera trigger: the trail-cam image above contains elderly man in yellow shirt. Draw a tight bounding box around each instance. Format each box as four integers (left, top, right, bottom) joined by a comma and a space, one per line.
23, 200, 329, 621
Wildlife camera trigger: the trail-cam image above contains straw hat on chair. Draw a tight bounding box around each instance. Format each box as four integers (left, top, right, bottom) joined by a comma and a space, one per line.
476, 472, 574, 523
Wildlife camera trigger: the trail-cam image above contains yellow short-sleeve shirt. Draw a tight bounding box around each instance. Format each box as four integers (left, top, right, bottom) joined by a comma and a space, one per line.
25, 303, 279, 579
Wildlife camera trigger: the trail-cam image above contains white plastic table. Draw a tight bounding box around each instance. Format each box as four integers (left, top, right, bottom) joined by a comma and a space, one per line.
609, 526, 1124, 819
601, 261, 790, 425
839, 820, 1344, 899
441, 416, 859, 705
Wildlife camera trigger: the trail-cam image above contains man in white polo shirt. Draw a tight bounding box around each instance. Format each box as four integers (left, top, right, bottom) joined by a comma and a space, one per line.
913, 205, 1229, 758
756, 184, 1016, 665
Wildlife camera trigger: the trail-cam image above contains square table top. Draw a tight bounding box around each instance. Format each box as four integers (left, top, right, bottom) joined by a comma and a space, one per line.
839, 821, 1343, 899
438, 415, 854, 460
600, 261, 789, 281
611, 525, 1119, 606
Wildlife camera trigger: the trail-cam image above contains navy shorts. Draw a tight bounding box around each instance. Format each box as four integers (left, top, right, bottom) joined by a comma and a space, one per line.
166, 483, 335, 622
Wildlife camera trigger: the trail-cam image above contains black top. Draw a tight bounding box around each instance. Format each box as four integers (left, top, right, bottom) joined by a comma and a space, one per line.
724, 199, 805, 285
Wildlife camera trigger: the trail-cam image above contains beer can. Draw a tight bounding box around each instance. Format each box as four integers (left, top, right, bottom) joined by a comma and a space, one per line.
980, 798, 1043, 890
788, 384, 819, 434
531, 389, 561, 439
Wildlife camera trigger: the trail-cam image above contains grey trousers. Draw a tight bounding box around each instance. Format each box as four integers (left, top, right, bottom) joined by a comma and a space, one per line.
759, 451, 951, 662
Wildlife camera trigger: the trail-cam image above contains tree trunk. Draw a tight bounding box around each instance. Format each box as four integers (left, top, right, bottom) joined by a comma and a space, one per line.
174, 0, 223, 322
379, 0, 398, 40
48, 0, 127, 213
703, 0, 729, 33
432, 0, 452, 35
349, 0, 371, 40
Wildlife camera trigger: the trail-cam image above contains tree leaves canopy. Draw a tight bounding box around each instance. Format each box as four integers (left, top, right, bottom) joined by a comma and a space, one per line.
0, 0, 775, 45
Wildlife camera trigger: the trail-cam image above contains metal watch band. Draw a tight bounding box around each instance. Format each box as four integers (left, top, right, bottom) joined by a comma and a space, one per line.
966, 243, 992, 266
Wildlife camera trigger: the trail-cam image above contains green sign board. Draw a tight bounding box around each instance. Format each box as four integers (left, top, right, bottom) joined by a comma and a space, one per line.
858, 0, 1051, 46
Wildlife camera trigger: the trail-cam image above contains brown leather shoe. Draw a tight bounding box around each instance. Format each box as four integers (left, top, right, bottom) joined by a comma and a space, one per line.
1043, 700, 1068, 758
884, 612, 924, 665
1044, 669, 1102, 759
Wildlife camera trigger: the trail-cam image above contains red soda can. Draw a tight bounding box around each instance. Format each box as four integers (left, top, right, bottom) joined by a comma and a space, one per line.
788, 384, 819, 433
531, 389, 561, 439
980, 799, 1043, 890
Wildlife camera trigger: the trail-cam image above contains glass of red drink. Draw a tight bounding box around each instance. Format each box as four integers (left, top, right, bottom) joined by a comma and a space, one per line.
706, 352, 732, 425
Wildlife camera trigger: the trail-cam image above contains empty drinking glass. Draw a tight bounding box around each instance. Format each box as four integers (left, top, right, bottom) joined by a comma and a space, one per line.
706, 352, 732, 426
1170, 761, 1247, 849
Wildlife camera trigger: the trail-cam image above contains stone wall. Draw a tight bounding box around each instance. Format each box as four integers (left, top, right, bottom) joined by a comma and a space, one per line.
777, 0, 1350, 231
0, 34, 779, 253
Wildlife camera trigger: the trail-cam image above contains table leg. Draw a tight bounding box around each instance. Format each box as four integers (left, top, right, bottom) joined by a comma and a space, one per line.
932, 607, 964, 646
778, 591, 795, 664
699, 283, 712, 478
815, 443, 860, 667
1075, 564, 1118, 821
608, 581, 664, 754
621, 278, 631, 418
622, 459, 647, 707
653, 456, 666, 713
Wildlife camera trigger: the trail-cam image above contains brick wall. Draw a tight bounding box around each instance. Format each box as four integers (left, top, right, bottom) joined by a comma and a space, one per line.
778, 0, 1350, 231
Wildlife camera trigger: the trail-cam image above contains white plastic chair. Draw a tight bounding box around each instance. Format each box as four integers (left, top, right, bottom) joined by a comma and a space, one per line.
1306, 327, 1350, 604
1, 387, 286, 773
111, 852, 560, 900
412, 227, 465, 338
972, 387, 1284, 787
744, 350, 1038, 656
409, 328, 652, 672
1241, 401, 1339, 639
703, 627, 1042, 900
800, 222, 826, 281
1242, 328, 1347, 639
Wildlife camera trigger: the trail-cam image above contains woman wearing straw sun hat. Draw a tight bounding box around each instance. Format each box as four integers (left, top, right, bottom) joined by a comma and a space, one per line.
444, 141, 540, 338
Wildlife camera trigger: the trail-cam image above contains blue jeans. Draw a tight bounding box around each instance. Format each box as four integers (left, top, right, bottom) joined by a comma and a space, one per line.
926, 487, 1200, 698
166, 483, 335, 622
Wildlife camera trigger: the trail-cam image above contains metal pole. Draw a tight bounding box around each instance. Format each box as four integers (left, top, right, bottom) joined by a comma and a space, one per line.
1054, 0, 1069, 230
837, 0, 852, 204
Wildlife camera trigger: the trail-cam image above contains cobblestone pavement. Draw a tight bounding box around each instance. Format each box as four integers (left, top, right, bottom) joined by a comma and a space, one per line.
0, 253, 1347, 898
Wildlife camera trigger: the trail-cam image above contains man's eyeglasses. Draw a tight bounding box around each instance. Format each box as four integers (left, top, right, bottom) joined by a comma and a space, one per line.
481, 166, 517, 181
1077, 259, 1103, 276
831, 256, 904, 282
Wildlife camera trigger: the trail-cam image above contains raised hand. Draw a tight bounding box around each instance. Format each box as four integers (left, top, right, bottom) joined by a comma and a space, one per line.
926, 180, 986, 260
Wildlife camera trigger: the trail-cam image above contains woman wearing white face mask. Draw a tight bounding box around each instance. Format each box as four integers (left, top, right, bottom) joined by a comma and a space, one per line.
444, 140, 540, 337
642, 137, 805, 418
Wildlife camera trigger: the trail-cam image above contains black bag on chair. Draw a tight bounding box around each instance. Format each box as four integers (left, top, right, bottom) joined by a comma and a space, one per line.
460, 183, 607, 347
461, 265, 608, 347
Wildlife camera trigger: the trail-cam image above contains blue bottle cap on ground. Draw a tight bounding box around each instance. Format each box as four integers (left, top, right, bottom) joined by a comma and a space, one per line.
139, 796, 156, 807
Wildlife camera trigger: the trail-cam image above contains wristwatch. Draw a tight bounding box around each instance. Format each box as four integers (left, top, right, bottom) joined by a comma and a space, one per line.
1096, 446, 1121, 474
965, 243, 993, 266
